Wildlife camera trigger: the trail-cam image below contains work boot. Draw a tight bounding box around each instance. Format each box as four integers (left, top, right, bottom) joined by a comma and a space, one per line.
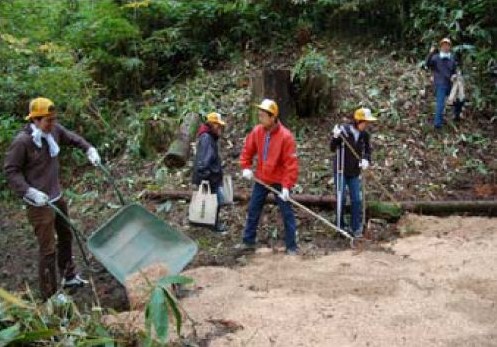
353, 231, 364, 239
234, 242, 256, 252
62, 274, 88, 289
212, 223, 228, 235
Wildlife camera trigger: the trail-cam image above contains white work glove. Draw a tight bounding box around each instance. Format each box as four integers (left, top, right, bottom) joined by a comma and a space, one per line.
87, 147, 101, 166
332, 125, 342, 138
359, 159, 370, 170
25, 187, 49, 206
279, 188, 290, 201
242, 168, 253, 180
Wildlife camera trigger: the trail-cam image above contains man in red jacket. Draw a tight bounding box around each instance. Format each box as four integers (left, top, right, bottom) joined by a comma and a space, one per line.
239, 99, 299, 255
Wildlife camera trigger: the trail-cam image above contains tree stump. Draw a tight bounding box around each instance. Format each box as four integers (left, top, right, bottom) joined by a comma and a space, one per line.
250, 69, 296, 125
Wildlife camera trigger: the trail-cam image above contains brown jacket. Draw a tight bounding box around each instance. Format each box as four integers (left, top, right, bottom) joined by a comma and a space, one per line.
4, 123, 91, 200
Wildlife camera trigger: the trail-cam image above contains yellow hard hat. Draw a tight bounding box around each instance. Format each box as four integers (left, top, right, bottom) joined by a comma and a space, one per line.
354, 108, 377, 122
25, 97, 55, 120
255, 99, 279, 117
440, 37, 452, 46
206, 112, 226, 126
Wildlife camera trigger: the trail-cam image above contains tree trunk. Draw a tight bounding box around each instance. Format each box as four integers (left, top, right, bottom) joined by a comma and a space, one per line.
250, 69, 295, 125
163, 112, 200, 168
143, 190, 497, 218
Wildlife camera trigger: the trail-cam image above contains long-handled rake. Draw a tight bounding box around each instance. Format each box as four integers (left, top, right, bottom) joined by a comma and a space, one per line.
253, 178, 354, 243
336, 141, 345, 230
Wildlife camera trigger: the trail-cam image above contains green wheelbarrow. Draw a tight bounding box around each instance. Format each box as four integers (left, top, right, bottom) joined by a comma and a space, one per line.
49, 164, 198, 285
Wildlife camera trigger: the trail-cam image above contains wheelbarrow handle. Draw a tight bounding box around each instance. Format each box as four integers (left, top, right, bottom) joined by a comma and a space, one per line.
47, 201, 92, 268
97, 163, 127, 206
253, 178, 354, 241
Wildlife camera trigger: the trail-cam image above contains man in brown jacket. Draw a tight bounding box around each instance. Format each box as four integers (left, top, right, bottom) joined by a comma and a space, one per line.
4, 97, 101, 300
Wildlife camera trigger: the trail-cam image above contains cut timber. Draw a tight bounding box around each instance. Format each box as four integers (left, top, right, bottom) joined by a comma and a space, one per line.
250, 69, 295, 124
143, 190, 497, 218
163, 112, 200, 168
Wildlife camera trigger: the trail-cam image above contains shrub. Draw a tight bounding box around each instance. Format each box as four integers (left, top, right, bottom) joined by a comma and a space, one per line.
291, 48, 336, 117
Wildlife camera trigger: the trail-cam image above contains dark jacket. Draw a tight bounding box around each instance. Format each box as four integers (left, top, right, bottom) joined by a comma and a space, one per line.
330, 123, 371, 178
4, 123, 91, 200
426, 52, 457, 87
192, 124, 223, 190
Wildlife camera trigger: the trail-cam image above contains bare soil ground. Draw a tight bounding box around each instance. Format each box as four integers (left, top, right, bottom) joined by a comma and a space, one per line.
175, 215, 497, 347
0, 43, 495, 345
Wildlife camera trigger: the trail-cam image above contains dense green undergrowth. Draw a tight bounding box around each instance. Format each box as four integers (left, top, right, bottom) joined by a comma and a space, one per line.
1, 0, 495, 191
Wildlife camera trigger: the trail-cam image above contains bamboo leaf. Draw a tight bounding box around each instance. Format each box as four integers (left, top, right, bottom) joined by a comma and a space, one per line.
12, 329, 58, 344
145, 287, 169, 344
0, 288, 31, 309
157, 275, 194, 288
0, 324, 20, 346
164, 289, 182, 335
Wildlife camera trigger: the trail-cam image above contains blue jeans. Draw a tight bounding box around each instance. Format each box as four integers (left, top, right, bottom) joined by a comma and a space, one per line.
216, 186, 225, 205
215, 186, 225, 226
434, 84, 463, 128
334, 174, 362, 235
243, 182, 297, 251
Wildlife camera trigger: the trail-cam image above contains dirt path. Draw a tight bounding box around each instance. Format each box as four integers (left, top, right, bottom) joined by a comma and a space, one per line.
178, 215, 497, 346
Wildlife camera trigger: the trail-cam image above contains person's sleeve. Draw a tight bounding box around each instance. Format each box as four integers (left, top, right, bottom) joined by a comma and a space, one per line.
330, 135, 342, 152
240, 129, 257, 169
281, 135, 299, 189
425, 52, 436, 69
363, 132, 372, 163
3, 139, 30, 198
57, 124, 92, 151
195, 135, 215, 180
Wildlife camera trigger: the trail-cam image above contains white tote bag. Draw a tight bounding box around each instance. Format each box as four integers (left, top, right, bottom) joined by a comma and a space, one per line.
222, 175, 234, 204
189, 181, 218, 226
448, 73, 465, 105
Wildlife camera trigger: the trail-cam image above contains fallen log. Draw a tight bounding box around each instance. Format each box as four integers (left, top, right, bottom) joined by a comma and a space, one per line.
143, 190, 331, 205
163, 112, 200, 168
143, 190, 497, 218
400, 200, 497, 216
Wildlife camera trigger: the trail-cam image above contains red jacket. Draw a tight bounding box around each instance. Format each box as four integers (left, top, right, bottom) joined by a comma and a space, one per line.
240, 122, 298, 188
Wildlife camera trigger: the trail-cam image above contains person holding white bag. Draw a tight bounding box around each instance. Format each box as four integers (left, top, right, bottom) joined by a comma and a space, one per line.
191, 112, 227, 234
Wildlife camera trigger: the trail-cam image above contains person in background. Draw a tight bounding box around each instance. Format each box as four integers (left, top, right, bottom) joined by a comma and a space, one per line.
239, 99, 299, 255
192, 112, 227, 234
330, 107, 377, 238
4, 97, 101, 300
425, 37, 463, 129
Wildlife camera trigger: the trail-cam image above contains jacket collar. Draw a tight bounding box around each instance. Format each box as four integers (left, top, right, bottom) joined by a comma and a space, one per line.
197, 123, 219, 139
264, 121, 281, 135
